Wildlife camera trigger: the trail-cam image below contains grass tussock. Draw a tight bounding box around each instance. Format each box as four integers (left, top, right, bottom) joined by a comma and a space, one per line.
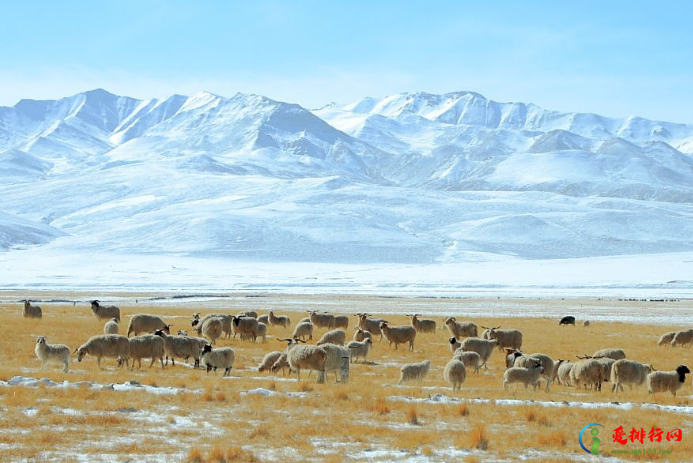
406, 405, 419, 425
470, 425, 489, 450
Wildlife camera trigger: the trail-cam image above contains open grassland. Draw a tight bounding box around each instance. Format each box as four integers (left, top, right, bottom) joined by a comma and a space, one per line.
0, 294, 692, 462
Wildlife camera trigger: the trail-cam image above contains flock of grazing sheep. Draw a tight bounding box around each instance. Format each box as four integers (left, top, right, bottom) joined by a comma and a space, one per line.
23, 299, 692, 398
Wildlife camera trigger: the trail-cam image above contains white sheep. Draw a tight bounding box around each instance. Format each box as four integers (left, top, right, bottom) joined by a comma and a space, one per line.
334, 315, 349, 330
503, 359, 544, 391
452, 350, 481, 374
347, 338, 372, 363
592, 348, 626, 360
23, 300, 43, 319
445, 318, 478, 339
398, 360, 430, 384
257, 314, 270, 325
380, 322, 416, 351
127, 314, 170, 337
444, 359, 466, 391
270, 352, 291, 377
658, 331, 677, 347
258, 351, 283, 373
279, 338, 327, 383
409, 314, 437, 334
35, 337, 69, 373
154, 330, 205, 368
230, 315, 259, 342
268, 310, 291, 328
200, 345, 235, 376
356, 314, 384, 340
556, 360, 574, 386
193, 317, 223, 345
90, 300, 121, 322
126, 334, 165, 369
507, 350, 556, 391
104, 318, 119, 335
596, 357, 616, 387
647, 365, 691, 396
317, 329, 347, 346
611, 359, 654, 393
670, 330, 693, 348
292, 322, 314, 341
256, 322, 267, 343
570, 359, 603, 391
320, 343, 352, 383
177, 330, 188, 336
353, 329, 373, 342
484, 326, 523, 351
74, 334, 130, 369
309, 311, 336, 329
239, 311, 258, 319
191, 314, 233, 339
460, 337, 498, 369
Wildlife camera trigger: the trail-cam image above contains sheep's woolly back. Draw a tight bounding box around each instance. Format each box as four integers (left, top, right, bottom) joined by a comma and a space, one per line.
333, 315, 349, 329
286, 344, 327, 382
90, 301, 121, 322
357, 315, 383, 335
320, 343, 352, 381
309, 312, 336, 329
444, 318, 477, 339
232, 316, 259, 341
399, 360, 430, 383
201, 347, 235, 376
127, 314, 168, 337
453, 350, 481, 373
460, 338, 497, 367
487, 329, 523, 351
569, 359, 602, 389
556, 361, 574, 386
258, 351, 283, 372
292, 322, 314, 341
127, 335, 165, 368
317, 329, 346, 346
611, 359, 652, 391
201, 318, 223, 344
592, 348, 626, 360
670, 330, 693, 348
104, 319, 119, 335
381, 324, 417, 351
503, 364, 543, 389
658, 332, 676, 346
444, 359, 466, 390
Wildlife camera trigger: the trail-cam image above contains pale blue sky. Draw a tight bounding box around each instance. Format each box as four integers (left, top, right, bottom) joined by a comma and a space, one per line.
1, 1, 691, 122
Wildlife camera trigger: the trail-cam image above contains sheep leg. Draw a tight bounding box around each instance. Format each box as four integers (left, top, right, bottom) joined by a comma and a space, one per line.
97, 357, 103, 369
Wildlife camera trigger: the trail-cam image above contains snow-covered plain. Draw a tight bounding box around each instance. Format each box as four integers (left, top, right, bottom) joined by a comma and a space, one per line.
1, 88, 693, 295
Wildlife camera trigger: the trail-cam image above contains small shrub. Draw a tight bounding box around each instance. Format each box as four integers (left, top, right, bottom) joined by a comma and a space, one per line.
407, 406, 419, 425
187, 448, 205, 463
470, 425, 489, 450
457, 403, 469, 416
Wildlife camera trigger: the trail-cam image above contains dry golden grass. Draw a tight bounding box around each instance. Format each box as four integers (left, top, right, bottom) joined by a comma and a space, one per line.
0, 293, 691, 462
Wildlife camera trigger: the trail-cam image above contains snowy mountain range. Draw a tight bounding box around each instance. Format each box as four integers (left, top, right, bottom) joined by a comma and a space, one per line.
1, 88, 693, 264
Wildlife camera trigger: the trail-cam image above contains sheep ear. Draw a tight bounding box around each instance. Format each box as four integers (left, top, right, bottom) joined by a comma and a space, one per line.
72, 348, 78, 354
